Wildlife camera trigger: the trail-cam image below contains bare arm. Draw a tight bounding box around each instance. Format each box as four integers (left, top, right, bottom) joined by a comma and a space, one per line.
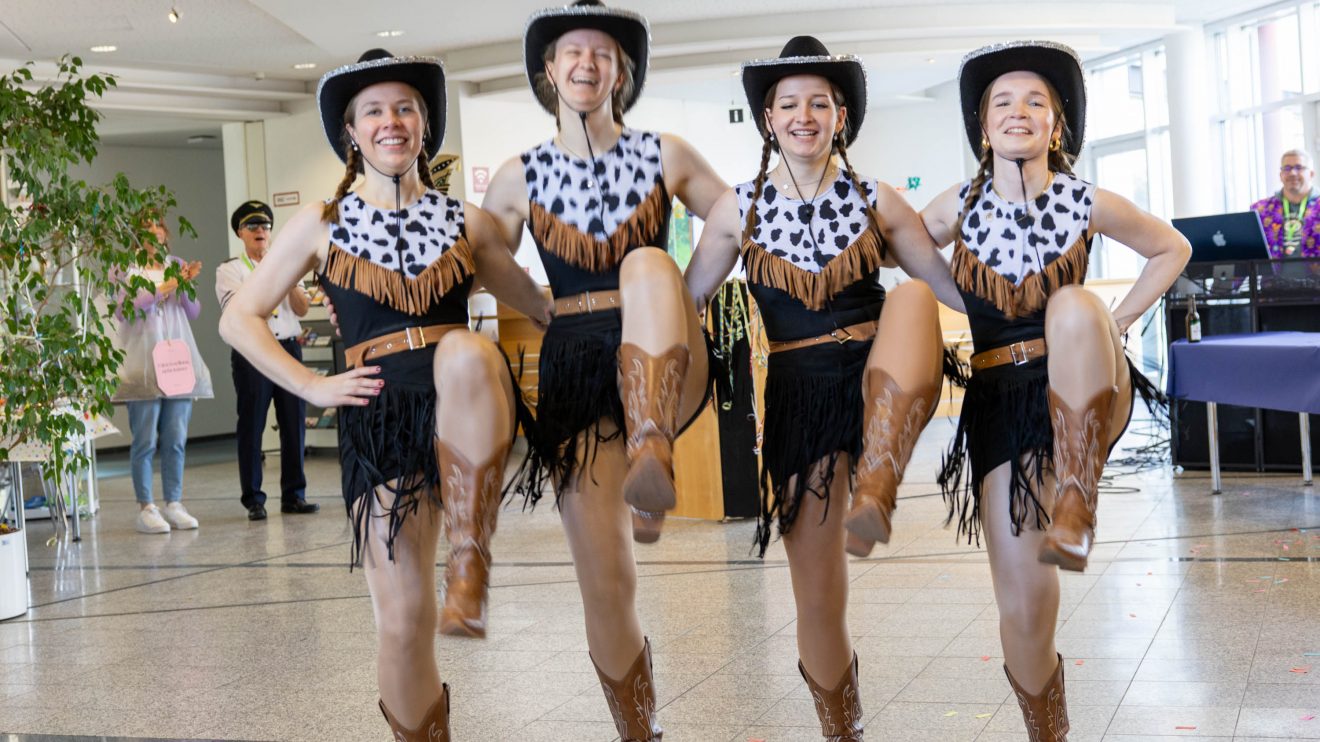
287, 283, 310, 317
466, 202, 552, 329
482, 156, 532, 254
660, 133, 728, 220
1089, 188, 1192, 334
683, 188, 743, 310
219, 203, 381, 408
873, 182, 965, 312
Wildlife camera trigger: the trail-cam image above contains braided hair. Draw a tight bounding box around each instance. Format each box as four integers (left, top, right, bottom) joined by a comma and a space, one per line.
739, 134, 776, 247
835, 135, 886, 261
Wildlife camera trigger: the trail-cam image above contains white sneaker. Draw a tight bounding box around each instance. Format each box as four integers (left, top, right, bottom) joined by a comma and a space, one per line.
136, 505, 171, 534
162, 502, 199, 530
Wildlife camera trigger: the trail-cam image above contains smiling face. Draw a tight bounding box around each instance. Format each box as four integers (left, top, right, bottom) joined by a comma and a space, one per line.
1279, 152, 1314, 201
980, 70, 1063, 161
345, 81, 426, 173
764, 74, 846, 162
544, 28, 623, 115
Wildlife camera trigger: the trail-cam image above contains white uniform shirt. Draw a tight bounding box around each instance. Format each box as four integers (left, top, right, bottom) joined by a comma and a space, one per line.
215, 254, 303, 340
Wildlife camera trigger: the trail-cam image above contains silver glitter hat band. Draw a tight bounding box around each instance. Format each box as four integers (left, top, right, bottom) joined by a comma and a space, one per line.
316, 50, 447, 163
956, 40, 1087, 158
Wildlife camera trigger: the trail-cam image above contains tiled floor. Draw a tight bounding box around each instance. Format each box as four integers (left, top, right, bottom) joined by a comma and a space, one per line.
1, 416, 1318, 741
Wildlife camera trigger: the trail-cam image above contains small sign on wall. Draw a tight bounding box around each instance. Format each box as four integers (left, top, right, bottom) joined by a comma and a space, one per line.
272, 191, 300, 207
472, 166, 490, 194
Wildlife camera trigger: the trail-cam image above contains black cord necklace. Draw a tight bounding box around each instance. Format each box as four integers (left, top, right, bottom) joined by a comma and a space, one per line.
358, 150, 422, 277
780, 156, 833, 253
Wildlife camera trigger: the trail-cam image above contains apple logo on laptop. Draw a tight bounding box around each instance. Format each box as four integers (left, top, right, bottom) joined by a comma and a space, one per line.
1212, 230, 1227, 247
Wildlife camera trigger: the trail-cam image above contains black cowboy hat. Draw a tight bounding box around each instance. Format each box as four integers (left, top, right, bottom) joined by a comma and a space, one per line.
523, 0, 650, 115
316, 49, 446, 163
958, 40, 1086, 159
741, 36, 868, 147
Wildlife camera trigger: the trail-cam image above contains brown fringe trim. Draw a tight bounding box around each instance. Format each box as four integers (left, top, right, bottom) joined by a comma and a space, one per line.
323, 239, 474, 316
741, 228, 887, 310
529, 181, 667, 273
951, 235, 1089, 320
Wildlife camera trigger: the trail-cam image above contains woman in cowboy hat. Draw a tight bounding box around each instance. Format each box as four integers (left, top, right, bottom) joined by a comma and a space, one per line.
685, 35, 962, 740
479, 1, 725, 738
220, 48, 551, 740
921, 41, 1189, 739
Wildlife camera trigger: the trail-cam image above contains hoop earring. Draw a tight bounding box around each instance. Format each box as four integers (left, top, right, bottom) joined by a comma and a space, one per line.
1049, 137, 1061, 152
980, 135, 990, 151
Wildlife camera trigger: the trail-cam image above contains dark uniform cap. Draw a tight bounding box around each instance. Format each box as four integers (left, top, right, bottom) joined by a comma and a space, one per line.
231, 200, 274, 233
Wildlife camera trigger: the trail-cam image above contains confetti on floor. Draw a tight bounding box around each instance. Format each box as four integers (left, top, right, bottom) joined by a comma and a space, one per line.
981, 655, 991, 661
1290, 666, 1311, 674
945, 711, 958, 717
976, 713, 993, 719
1302, 714, 1315, 721
1175, 725, 1197, 730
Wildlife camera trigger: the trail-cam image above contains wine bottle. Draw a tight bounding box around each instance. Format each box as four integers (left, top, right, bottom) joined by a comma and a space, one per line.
1186, 295, 1201, 343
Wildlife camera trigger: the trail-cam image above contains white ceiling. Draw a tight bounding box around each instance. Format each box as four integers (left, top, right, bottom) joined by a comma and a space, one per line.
0, 0, 1278, 147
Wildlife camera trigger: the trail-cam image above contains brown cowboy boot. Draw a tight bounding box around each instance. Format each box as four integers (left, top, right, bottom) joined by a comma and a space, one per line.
619, 343, 689, 532
1038, 386, 1115, 572
799, 654, 865, 741
437, 440, 507, 638
379, 685, 450, 741
844, 368, 940, 557
1004, 655, 1070, 742
592, 637, 663, 741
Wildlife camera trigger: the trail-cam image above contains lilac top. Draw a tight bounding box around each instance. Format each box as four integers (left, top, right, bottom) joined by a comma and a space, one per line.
115, 255, 201, 322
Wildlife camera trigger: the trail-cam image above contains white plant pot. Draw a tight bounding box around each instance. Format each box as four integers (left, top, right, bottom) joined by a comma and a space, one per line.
0, 528, 28, 620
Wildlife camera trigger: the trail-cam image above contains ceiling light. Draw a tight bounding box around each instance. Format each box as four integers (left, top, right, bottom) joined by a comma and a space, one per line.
90, 45, 117, 53
186, 135, 216, 144
926, 57, 935, 64
168, 6, 179, 23
293, 62, 317, 70
376, 30, 404, 38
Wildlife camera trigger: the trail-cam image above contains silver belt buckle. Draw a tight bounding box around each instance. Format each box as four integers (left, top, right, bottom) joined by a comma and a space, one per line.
580, 291, 592, 314
405, 326, 426, 350
830, 327, 854, 344
1009, 341, 1029, 365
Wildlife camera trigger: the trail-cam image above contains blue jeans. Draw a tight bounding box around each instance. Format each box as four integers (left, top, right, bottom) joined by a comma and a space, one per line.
127, 398, 193, 505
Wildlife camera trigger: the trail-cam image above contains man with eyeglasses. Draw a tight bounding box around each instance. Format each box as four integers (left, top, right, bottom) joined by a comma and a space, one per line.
1252, 148, 1319, 259
216, 200, 318, 521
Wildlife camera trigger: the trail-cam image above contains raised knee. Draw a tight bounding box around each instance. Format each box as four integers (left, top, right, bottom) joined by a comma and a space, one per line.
997, 598, 1054, 639
887, 278, 937, 307
376, 596, 436, 646
620, 246, 680, 284
433, 331, 502, 383
1045, 286, 1106, 335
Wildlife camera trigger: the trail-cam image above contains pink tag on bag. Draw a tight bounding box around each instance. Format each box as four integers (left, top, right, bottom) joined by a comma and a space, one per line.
153, 339, 196, 396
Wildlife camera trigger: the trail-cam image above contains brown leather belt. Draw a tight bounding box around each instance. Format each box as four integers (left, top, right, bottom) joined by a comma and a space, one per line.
969, 338, 1048, 371
768, 320, 877, 354
344, 323, 467, 369
553, 289, 621, 317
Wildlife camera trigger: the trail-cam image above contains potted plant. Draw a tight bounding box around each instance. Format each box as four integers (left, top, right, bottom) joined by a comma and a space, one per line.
0, 56, 193, 610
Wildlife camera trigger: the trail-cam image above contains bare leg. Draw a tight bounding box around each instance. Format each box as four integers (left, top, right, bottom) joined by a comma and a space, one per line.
359, 484, 444, 729
782, 455, 854, 683
982, 461, 1060, 695
618, 247, 711, 534
1041, 286, 1134, 570
434, 330, 516, 460
1045, 286, 1132, 425
846, 280, 945, 554
433, 330, 518, 637
559, 431, 645, 679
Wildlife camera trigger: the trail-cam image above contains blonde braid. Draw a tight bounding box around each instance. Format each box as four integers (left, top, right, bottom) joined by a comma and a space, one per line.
416, 155, 436, 191
739, 136, 775, 247
835, 137, 887, 261
955, 146, 994, 240
321, 145, 362, 224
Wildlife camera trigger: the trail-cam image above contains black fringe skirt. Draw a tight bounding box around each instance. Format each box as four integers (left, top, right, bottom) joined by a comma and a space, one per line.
756, 340, 870, 556
337, 345, 533, 567
521, 308, 716, 507
937, 352, 1164, 544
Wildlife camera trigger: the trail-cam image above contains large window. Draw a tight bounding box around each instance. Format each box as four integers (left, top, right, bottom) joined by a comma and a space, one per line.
1078, 46, 1172, 279
1212, 1, 1320, 211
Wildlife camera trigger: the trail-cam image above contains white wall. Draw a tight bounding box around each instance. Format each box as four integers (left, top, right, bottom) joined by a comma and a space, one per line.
71, 144, 235, 448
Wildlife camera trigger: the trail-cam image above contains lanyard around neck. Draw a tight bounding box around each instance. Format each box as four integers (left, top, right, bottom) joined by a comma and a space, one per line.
1283, 192, 1312, 221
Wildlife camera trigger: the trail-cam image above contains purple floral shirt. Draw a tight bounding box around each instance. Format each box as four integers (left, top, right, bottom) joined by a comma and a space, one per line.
1251, 190, 1320, 258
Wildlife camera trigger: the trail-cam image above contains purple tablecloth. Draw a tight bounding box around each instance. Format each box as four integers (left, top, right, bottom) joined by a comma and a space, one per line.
1167, 332, 1320, 414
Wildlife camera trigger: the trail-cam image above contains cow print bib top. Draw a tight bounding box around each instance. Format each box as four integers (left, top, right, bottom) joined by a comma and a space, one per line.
951, 171, 1095, 350
521, 128, 670, 295
318, 189, 475, 351
736, 170, 888, 341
